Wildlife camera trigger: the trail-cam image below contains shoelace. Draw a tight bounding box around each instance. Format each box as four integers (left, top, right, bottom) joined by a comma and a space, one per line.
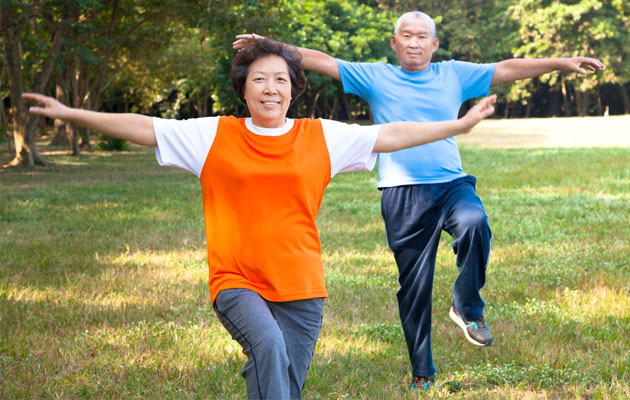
411, 376, 431, 389
475, 316, 487, 328
466, 316, 487, 330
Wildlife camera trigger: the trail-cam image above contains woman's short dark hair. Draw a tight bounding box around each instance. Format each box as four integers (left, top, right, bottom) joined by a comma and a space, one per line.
231, 38, 306, 106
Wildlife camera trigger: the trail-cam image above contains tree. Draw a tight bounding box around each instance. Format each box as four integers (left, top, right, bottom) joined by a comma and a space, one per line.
271, 0, 393, 120
52, 0, 194, 152
218, 0, 394, 121
1, 0, 218, 165
1, 0, 70, 166
509, 0, 629, 116
1, 63, 13, 155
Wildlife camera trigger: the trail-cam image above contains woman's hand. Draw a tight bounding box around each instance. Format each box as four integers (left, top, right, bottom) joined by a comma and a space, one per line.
22, 92, 156, 146
22, 93, 72, 120
460, 95, 497, 133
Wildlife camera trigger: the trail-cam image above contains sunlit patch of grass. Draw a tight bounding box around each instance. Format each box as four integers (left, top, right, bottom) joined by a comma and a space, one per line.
460, 115, 630, 149
2, 140, 630, 398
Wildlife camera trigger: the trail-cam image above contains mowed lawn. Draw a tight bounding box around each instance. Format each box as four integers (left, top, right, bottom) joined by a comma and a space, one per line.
1, 116, 629, 399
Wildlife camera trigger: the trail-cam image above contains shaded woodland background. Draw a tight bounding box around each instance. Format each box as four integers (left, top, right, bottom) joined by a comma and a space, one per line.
2, 0, 629, 167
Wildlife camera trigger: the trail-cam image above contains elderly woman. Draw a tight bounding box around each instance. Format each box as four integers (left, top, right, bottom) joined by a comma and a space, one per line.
23, 38, 495, 399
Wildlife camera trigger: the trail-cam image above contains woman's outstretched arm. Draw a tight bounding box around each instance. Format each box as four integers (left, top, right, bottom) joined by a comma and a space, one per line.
373, 95, 496, 153
22, 93, 157, 147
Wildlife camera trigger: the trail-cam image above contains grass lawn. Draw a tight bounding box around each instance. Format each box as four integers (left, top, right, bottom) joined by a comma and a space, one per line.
1, 117, 629, 399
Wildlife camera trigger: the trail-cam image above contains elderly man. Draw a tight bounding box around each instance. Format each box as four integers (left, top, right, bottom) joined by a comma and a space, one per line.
234, 10, 603, 390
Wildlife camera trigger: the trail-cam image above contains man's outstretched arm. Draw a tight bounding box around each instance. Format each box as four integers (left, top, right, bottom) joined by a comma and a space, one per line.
491, 57, 604, 86
233, 33, 341, 81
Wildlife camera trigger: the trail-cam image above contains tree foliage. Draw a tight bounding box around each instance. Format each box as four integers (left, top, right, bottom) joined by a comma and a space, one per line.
509, 0, 630, 115
2, 0, 629, 165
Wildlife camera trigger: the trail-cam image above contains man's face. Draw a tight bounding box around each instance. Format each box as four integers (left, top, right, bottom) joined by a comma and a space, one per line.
390, 17, 439, 72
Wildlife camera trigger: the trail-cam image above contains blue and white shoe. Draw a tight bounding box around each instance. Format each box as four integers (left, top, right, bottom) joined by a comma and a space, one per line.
449, 306, 493, 346
410, 375, 432, 391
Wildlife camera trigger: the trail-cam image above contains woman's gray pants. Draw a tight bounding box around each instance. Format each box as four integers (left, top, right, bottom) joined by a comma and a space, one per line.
214, 288, 324, 399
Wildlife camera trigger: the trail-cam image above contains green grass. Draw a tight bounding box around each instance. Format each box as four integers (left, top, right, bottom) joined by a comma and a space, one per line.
1, 141, 629, 399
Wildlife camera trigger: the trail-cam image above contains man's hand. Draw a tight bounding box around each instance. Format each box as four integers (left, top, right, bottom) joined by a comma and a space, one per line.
460, 95, 497, 133
233, 33, 341, 80
561, 57, 605, 75
233, 33, 266, 50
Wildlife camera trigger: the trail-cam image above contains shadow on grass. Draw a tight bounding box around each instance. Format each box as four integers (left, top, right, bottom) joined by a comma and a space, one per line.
1, 274, 627, 399
2, 146, 628, 399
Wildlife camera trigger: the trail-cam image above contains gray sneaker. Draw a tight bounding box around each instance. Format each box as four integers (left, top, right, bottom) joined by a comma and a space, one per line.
449, 306, 493, 346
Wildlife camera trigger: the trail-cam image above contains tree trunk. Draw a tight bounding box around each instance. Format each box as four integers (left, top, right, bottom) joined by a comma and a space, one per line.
560, 77, 571, 116
73, 61, 91, 151
0, 83, 12, 156
193, 94, 209, 117
2, 8, 68, 167
71, 126, 81, 155
343, 94, 354, 122
68, 57, 82, 155
1, 100, 13, 156
503, 99, 510, 119
0, 62, 13, 155
2, 15, 34, 167
595, 88, 603, 116
37, 116, 47, 138
49, 78, 71, 147
547, 91, 560, 117
309, 90, 321, 119
525, 100, 533, 118
574, 90, 583, 116
328, 96, 338, 120
575, 90, 588, 116
619, 84, 630, 115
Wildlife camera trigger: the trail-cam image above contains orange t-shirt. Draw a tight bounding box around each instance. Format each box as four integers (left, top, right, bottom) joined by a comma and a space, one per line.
200, 116, 331, 304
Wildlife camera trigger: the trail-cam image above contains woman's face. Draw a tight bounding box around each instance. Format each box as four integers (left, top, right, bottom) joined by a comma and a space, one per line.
244, 55, 292, 128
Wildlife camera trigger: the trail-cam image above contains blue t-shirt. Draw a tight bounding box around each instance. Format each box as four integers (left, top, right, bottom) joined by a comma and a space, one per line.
337, 59, 496, 187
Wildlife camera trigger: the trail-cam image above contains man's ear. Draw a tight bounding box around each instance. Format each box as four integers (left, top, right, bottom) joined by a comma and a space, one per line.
390, 35, 397, 50
432, 37, 439, 52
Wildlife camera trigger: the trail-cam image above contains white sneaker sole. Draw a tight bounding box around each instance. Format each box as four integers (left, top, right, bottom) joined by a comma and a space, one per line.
449, 307, 490, 347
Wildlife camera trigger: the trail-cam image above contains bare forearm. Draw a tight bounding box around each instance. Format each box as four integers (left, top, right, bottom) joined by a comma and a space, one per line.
66, 108, 156, 147
373, 95, 497, 152
296, 47, 340, 81
491, 56, 604, 85
374, 120, 466, 152
492, 58, 566, 85
23, 92, 157, 146
233, 34, 341, 80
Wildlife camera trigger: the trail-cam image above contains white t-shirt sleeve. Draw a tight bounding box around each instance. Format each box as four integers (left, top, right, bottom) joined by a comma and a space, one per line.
320, 119, 379, 177
153, 116, 220, 177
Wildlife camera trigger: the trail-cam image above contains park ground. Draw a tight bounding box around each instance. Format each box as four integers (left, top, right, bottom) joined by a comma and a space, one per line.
1, 115, 629, 399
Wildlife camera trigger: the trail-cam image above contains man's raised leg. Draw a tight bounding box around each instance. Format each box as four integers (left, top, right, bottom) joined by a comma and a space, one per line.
443, 176, 493, 346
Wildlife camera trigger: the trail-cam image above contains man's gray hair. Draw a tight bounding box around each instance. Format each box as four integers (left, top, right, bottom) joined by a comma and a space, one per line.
393, 11, 436, 37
